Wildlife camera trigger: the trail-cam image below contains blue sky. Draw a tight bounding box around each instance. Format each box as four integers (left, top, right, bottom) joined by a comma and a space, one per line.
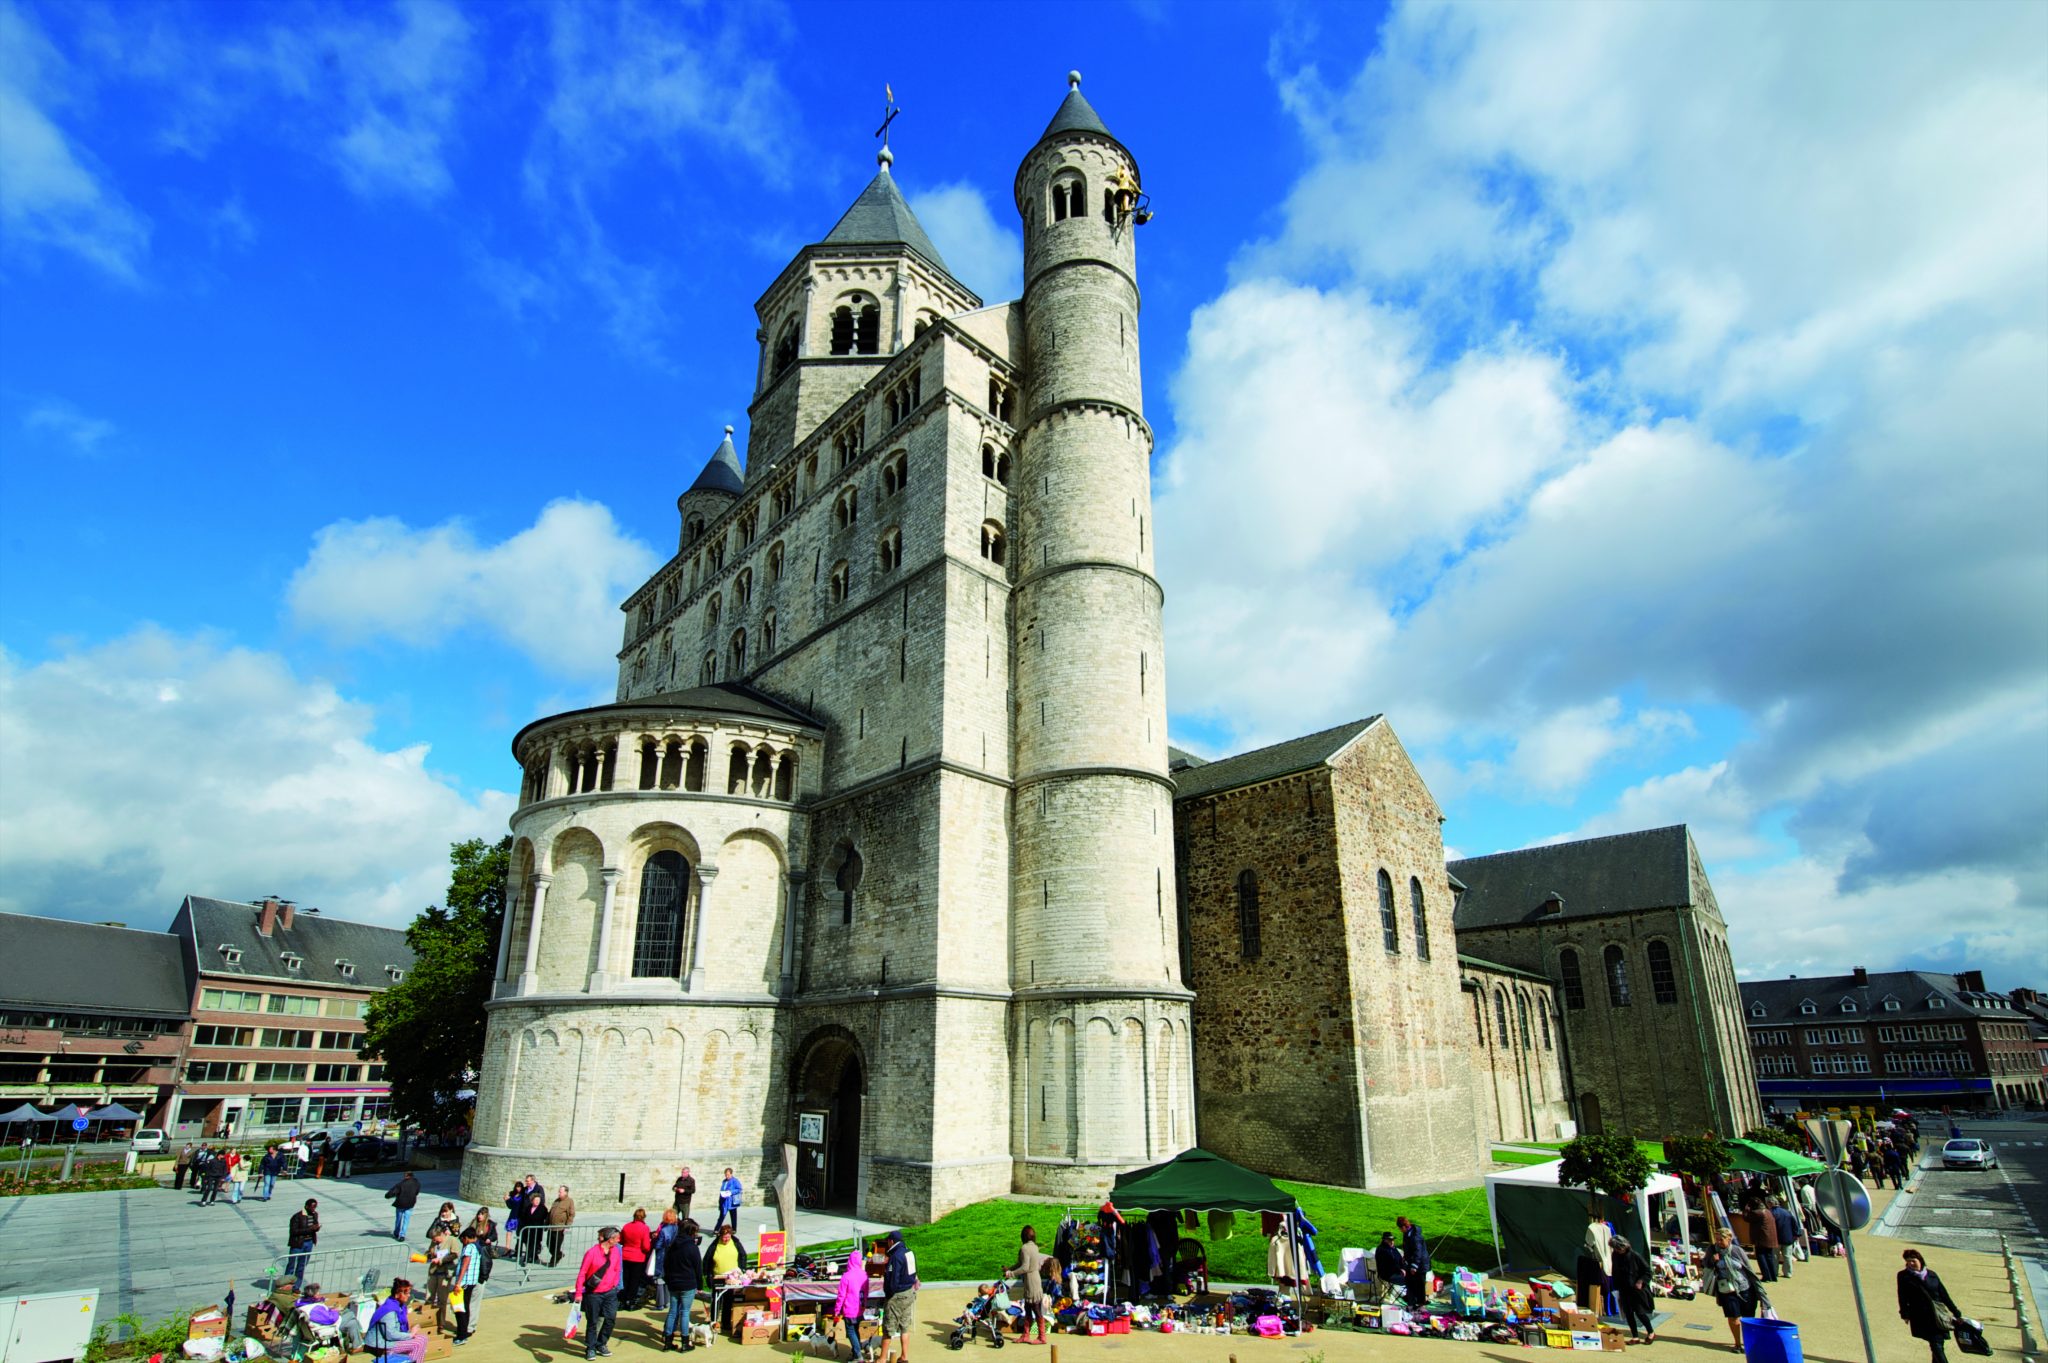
2, 0, 2043, 987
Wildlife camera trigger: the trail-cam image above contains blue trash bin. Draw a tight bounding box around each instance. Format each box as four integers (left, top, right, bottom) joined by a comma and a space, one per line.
1741, 1318, 1802, 1363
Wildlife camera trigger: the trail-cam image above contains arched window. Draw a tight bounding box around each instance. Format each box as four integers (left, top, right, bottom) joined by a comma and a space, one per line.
982, 443, 1012, 485
1050, 173, 1085, 223
727, 742, 750, 793
1540, 1004, 1553, 1050
830, 295, 878, 356
829, 560, 850, 604
774, 751, 796, 801
1647, 939, 1677, 1004
1472, 994, 1486, 1044
630, 850, 689, 978
761, 608, 777, 654
878, 528, 903, 572
1516, 991, 1531, 1047
856, 301, 879, 354
767, 541, 785, 582
772, 317, 798, 376
1410, 876, 1430, 959
1235, 869, 1261, 961
882, 453, 907, 497
700, 652, 716, 684
834, 842, 863, 924
835, 487, 858, 529
706, 594, 721, 629
729, 628, 747, 674
1494, 989, 1510, 1044
1378, 869, 1398, 953
733, 568, 752, 607
684, 737, 707, 791
1560, 949, 1586, 1010
980, 520, 1006, 566
1604, 945, 1633, 1007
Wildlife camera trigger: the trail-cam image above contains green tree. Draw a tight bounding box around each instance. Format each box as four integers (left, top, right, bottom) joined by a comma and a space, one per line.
360, 837, 510, 1133
1663, 1132, 1731, 1188
1558, 1131, 1654, 1204
1742, 1126, 1803, 1152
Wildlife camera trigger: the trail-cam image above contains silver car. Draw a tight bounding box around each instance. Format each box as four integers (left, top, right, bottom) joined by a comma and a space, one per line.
1941, 1137, 1998, 1170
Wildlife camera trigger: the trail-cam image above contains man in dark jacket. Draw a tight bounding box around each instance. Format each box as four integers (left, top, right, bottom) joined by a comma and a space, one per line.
879, 1231, 917, 1363
1396, 1216, 1430, 1310
286, 1198, 320, 1286
661, 1220, 705, 1351
1769, 1200, 1803, 1278
387, 1171, 422, 1242
1373, 1233, 1405, 1304
672, 1167, 697, 1221
259, 1146, 283, 1201
1898, 1249, 1963, 1363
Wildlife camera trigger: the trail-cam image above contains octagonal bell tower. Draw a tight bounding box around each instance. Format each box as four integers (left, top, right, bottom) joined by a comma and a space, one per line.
1008, 73, 1192, 1195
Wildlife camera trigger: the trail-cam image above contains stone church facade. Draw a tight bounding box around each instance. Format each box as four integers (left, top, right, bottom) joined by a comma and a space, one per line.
465, 77, 1191, 1226
463, 78, 1760, 1225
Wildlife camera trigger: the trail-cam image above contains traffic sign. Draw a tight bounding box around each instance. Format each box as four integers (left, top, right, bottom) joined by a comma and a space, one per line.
1803, 1116, 1852, 1164
71, 1116, 89, 1133
1817, 1169, 1872, 1230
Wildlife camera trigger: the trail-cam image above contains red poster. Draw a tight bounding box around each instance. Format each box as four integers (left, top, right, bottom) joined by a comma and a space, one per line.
758, 1230, 787, 1311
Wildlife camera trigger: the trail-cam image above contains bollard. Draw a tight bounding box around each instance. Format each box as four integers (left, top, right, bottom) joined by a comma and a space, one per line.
1050, 1347, 1058, 1363
60, 1147, 75, 1181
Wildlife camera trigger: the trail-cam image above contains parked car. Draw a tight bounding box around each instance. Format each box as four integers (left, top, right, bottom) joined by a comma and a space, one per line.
337, 1134, 399, 1164
131, 1128, 167, 1153
1942, 1137, 1998, 1170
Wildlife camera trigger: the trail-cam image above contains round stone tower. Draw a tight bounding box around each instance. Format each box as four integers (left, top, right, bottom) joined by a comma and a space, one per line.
1008, 73, 1193, 1194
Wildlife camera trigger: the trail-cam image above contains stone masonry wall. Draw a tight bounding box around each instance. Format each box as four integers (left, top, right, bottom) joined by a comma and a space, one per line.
1461, 959, 1572, 1144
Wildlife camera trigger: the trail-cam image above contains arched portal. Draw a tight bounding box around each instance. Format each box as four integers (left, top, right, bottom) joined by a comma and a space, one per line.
791, 1028, 865, 1212
1578, 1091, 1603, 1136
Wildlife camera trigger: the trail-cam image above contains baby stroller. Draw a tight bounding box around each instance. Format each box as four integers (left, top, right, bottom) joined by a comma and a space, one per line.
947, 1285, 1011, 1350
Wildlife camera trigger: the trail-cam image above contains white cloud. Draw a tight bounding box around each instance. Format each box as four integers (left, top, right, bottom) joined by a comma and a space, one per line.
22, 397, 114, 453
1159, 0, 2048, 971
0, 0, 148, 278
288, 498, 659, 680
908, 182, 1021, 303
0, 629, 512, 930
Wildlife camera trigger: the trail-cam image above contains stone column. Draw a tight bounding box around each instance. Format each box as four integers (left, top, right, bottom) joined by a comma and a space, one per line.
490, 879, 518, 993
797, 278, 815, 354
778, 869, 808, 997
891, 268, 908, 351
616, 735, 644, 792
589, 867, 621, 993
684, 865, 717, 993
518, 874, 552, 996
546, 745, 569, 800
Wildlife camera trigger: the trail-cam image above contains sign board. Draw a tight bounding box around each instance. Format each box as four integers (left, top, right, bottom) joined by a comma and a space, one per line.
797, 1112, 826, 1145
1816, 1169, 1872, 1230
1802, 1117, 1851, 1165
757, 1230, 787, 1312
71, 1117, 89, 1133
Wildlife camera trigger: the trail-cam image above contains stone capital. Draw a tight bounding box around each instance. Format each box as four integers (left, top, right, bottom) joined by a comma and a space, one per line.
600, 866, 621, 885
697, 865, 720, 883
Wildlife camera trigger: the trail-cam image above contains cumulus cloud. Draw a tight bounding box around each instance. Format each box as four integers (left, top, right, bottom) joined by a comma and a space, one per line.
0, 0, 148, 278
909, 182, 1022, 303
288, 498, 659, 680
0, 629, 512, 930
1157, 0, 2048, 976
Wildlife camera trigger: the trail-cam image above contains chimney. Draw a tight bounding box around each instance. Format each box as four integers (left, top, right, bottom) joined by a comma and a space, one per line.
280, 901, 297, 932
1853, 966, 1869, 986
258, 898, 280, 936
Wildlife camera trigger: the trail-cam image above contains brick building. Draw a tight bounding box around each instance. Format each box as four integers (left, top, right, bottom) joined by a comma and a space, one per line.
1169, 718, 1486, 1192
167, 896, 412, 1139
1451, 827, 1761, 1140
1741, 968, 2044, 1113
0, 915, 190, 1126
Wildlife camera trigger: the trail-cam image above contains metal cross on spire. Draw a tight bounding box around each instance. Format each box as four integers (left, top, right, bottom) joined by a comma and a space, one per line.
875, 83, 900, 147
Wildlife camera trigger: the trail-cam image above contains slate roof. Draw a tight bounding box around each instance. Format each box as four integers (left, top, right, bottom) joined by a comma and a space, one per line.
178, 897, 413, 990
1450, 825, 1694, 931
1166, 746, 1207, 772
687, 429, 745, 497
1457, 952, 1552, 985
1170, 717, 1380, 802
1738, 970, 2013, 1024
821, 170, 951, 273
0, 913, 192, 1018
516, 682, 822, 749
1040, 87, 1112, 141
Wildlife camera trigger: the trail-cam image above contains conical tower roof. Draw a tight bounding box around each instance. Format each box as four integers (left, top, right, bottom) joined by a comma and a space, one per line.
687, 425, 745, 497
821, 161, 951, 272
1039, 78, 1112, 141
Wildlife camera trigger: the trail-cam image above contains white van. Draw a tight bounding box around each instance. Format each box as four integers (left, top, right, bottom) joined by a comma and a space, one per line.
132, 1128, 167, 1153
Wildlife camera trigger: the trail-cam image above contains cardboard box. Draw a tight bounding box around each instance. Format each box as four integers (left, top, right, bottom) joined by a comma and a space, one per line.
1571, 1332, 1603, 1351
1600, 1328, 1628, 1352
1530, 1282, 1565, 1314
188, 1308, 228, 1340
1566, 1310, 1600, 1332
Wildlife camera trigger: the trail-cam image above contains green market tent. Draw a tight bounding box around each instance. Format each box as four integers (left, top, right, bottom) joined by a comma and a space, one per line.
1483, 1159, 1692, 1274
1109, 1147, 1298, 1214
1723, 1139, 1824, 1177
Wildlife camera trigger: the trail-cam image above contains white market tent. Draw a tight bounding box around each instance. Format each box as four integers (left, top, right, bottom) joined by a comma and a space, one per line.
1483, 1159, 1691, 1273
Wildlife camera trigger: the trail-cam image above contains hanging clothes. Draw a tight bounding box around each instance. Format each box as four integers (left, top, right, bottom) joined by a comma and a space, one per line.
1260, 1210, 1285, 1238
1206, 1210, 1237, 1242
1291, 1208, 1326, 1280
1268, 1231, 1298, 1284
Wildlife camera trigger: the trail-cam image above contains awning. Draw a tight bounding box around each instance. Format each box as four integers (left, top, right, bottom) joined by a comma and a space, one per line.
0, 1102, 49, 1122
1723, 1139, 1824, 1177
90, 1103, 146, 1121
1109, 1146, 1298, 1214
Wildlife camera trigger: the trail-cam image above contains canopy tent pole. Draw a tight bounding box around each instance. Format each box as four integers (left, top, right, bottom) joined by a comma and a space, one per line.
1486, 1178, 1505, 1274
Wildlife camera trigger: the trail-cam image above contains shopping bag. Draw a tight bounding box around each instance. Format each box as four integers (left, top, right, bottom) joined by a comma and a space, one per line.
448, 1290, 465, 1314
565, 1304, 583, 1342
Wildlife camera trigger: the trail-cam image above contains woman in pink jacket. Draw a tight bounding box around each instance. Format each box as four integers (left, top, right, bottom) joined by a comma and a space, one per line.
832, 1249, 870, 1359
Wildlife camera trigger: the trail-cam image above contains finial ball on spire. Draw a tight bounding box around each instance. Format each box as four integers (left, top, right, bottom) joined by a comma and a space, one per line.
1068, 70, 1082, 89
724, 425, 735, 435
877, 144, 895, 170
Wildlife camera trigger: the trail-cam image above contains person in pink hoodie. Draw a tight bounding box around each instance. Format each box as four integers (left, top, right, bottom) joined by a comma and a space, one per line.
832, 1248, 870, 1359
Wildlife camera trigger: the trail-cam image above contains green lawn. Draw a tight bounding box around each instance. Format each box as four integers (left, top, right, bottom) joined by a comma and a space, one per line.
799, 1180, 1498, 1285
1489, 1148, 1559, 1167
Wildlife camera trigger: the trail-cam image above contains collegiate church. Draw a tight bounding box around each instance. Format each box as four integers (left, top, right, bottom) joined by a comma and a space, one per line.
464, 76, 1754, 1225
